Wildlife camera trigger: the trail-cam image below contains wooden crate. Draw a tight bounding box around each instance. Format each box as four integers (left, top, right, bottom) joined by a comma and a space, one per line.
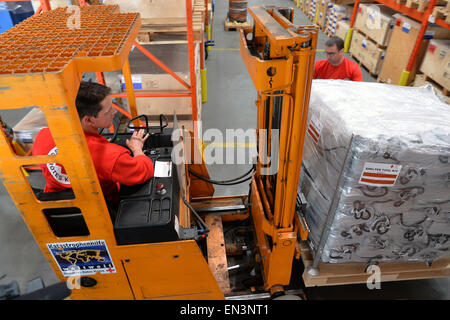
334, 20, 350, 41
301, 242, 450, 287
354, 4, 396, 47
350, 29, 386, 76
405, 0, 448, 13
420, 39, 450, 92
316, 0, 331, 28
378, 15, 450, 86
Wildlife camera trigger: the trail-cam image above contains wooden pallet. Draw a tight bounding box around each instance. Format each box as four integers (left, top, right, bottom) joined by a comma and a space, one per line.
300, 242, 450, 287
224, 19, 252, 32
432, 6, 450, 24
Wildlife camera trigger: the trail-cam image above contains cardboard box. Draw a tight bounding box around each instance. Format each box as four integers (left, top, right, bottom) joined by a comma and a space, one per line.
378, 15, 450, 86
350, 29, 386, 75
354, 4, 396, 46
420, 39, 450, 91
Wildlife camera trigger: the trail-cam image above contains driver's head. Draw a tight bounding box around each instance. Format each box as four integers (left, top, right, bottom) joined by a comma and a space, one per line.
76, 81, 116, 129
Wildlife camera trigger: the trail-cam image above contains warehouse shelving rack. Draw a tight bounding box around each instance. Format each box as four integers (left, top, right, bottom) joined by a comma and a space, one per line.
345, 0, 450, 85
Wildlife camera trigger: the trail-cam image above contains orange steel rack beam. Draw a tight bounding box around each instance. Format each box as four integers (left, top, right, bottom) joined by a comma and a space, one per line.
0, 5, 144, 299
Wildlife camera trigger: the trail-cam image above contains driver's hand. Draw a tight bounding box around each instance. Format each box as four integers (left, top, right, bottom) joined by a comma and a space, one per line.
126, 129, 149, 157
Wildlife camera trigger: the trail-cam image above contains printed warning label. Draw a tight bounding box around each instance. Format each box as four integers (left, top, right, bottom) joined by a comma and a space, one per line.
359, 162, 402, 187
307, 115, 323, 145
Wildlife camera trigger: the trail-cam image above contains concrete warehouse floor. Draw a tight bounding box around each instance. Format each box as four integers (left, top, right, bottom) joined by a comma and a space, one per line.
0, 0, 449, 300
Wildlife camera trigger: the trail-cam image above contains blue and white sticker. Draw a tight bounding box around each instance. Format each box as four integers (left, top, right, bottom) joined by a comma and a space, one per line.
47, 240, 116, 277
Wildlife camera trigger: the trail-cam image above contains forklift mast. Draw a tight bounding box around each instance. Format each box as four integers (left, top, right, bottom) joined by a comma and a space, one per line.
240, 6, 318, 292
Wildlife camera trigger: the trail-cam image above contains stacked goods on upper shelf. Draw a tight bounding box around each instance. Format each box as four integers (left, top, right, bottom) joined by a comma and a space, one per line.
103, 0, 205, 44
325, 3, 353, 36
317, 0, 334, 29
428, 0, 450, 22
419, 39, 450, 97
309, 0, 318, 21
349, 4, 396, 75
378, 15, 450, 86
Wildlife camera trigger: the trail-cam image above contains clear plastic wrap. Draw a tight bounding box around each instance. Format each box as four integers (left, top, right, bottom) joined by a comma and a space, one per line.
301, 80, 450, 264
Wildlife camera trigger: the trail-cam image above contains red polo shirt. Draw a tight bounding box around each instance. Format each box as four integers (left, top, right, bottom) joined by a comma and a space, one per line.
314, 57, 363, 81
32, 128, 154, 203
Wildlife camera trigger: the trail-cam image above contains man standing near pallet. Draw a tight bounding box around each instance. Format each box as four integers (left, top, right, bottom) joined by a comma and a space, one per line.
314, 36, 363, 82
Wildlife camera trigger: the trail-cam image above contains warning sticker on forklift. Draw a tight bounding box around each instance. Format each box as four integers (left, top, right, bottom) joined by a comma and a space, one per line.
359, 162, 402, 187
47, 240, 116, 277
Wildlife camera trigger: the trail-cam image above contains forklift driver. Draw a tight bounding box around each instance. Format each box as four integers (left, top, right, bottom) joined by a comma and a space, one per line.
32, 81, 154, 206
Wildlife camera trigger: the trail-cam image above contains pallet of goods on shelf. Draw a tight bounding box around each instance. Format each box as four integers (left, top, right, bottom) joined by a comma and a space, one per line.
404, 0, 448, 14
325, 3, 353, 36
309, 0, 318, 22
419, 39, 450, 93
378, 15, 450, 85
354, 3, 397, 47
349, 29, 386, 76
317, 0, 335, 29
104, 0, 205, 44
432, 3, 450, 24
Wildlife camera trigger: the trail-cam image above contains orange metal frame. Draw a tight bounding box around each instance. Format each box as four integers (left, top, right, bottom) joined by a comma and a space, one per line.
0, 4, 222, 300
348, 0, 448, 78
240, 6, 318, 291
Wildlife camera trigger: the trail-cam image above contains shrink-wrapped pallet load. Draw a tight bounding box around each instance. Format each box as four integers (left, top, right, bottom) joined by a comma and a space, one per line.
300, 80, 450, 265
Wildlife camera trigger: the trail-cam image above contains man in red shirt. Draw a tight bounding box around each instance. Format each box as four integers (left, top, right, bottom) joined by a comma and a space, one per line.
32, 81, 154, 205
314, 36, 363, 82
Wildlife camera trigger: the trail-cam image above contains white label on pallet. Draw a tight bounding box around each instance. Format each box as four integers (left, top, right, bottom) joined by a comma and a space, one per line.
359, 162, 402, 187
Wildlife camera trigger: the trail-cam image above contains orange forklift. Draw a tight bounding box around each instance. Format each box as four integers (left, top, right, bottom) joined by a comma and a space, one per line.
0, 5, 317, 300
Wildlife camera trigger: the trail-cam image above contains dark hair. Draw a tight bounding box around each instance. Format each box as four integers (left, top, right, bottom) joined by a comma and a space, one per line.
75, 81, 112, 120
325, 36, 345, 51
